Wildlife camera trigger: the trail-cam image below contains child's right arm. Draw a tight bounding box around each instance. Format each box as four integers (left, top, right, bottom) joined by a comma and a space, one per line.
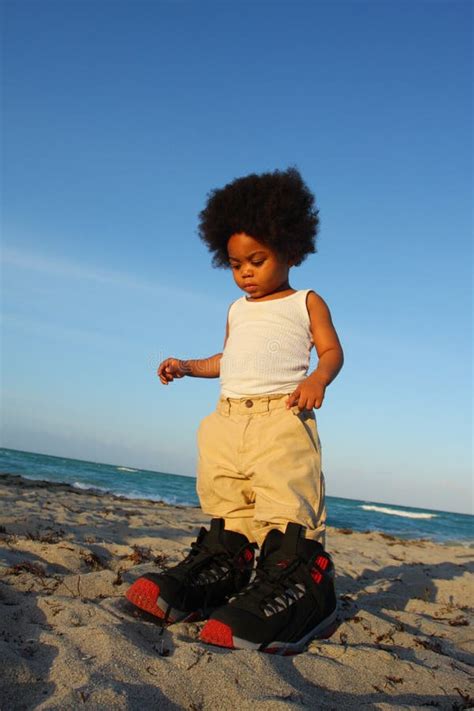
158, 354, 222, 383
158, 318, 230, 385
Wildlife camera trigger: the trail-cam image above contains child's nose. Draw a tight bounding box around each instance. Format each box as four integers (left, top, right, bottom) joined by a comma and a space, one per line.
241, 264, 254, 277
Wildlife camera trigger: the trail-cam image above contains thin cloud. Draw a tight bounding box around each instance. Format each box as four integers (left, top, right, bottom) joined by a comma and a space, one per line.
1, 245, 207, 302
1, 312, 127, 348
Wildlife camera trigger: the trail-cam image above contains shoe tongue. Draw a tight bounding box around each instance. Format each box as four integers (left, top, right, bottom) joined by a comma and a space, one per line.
262, 524, 302, 559
281, 523, 325, 561
262, 523, 324, 563
280, 522, 304, 555
205, 519, 250, 552
207, 518, 225, 544
260, 528, 296, 571
261, 529, 284, 557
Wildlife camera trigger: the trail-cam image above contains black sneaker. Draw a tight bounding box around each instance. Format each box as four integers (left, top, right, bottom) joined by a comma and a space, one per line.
125, 519, 255, 623
200, 523, 337, 654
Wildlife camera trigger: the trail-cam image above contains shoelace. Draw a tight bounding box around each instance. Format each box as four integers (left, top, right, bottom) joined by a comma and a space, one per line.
231, 555, 304, 614
168, 540, 241, 587
189, 541, 256, 586
256, 553, 332, 615
191, 552, 233, 585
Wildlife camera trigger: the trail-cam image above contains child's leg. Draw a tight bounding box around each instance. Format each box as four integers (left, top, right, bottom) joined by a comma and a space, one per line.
234, 396, 326, 548
198, 395, 326, 548
196, 399, 257, 543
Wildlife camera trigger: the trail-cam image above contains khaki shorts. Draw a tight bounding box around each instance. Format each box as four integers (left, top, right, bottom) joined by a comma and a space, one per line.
196, 393, 326, 547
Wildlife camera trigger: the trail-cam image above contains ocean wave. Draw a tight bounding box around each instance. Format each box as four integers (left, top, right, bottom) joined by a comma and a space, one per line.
119, 490, 196, 507
360, 505, 437, 520
70, 482, 195, 507
117, 467, 138, 473
72, 481, 109, 494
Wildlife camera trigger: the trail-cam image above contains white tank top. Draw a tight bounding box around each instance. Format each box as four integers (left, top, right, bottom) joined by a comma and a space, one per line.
220, 289, 314, 398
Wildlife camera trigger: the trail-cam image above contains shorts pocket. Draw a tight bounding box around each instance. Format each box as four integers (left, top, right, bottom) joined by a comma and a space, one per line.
290, 407, 320, 454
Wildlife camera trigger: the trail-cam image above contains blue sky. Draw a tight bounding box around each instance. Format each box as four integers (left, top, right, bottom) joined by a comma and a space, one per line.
1, 1, 472, 514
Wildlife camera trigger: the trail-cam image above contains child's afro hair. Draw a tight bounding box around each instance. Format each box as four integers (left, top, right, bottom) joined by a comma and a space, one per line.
197, 167, 319, 268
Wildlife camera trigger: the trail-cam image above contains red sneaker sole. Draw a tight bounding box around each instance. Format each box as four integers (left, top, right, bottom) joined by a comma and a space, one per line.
200, 619, 235, 648
200, 616, 338, 654
125, 578, 167, 620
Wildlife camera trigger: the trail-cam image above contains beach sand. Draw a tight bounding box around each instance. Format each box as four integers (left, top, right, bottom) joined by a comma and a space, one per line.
0, 473, 472, 711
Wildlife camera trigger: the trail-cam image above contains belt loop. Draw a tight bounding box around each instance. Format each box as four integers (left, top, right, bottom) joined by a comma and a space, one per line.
265, 396, 271, 413
218, 397, 230, 416
223, 397, 231, 416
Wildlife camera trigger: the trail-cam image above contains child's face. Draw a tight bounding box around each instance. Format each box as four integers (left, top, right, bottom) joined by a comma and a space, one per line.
227, 233, 292, 299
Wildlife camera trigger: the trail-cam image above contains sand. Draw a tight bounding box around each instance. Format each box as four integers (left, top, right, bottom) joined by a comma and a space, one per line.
0, 473, 472, 711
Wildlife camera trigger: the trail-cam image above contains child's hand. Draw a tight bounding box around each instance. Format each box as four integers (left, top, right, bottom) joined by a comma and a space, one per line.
286, 375, 326, 411
157, 358, 187, 385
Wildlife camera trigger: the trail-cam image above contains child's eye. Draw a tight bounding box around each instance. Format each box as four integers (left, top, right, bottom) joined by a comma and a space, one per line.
252, 261, 264, 267
230, 264, 240, 270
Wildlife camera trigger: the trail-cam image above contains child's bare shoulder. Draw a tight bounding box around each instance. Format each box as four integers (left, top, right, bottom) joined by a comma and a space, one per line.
305, 290, 331, 313
305, 290, 337, 331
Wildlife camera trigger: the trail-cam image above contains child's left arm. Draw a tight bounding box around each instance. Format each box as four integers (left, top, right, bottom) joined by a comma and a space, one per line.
286, 291, 344, 411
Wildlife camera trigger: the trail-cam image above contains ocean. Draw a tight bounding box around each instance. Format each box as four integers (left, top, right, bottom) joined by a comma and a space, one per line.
0, 447, 472, 545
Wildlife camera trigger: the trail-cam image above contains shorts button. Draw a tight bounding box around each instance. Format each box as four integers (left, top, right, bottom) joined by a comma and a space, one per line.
245, 399, 253, 408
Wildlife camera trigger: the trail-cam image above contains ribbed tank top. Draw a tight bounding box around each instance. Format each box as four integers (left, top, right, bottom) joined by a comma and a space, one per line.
220, 289, 314, 398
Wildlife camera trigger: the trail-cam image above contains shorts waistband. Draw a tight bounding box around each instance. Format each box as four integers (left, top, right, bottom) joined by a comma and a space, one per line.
218, 393, 290, 416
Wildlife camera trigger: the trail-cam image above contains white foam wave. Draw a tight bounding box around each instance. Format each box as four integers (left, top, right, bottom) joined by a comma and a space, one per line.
117, 467, 138, 473
72, 481, 108, 493
361, 504, 437, 520
117, 490, 196, 507
70, 481, 195, 507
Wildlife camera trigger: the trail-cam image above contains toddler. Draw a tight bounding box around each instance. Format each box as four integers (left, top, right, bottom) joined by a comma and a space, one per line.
126, 168, 344, 654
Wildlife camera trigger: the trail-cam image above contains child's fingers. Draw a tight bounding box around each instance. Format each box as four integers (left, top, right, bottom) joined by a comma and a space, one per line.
157, 361, 175, 384
296, 396, 308, 411
157, 359, 177, 383
157, 360, 170, 377
288, 391, 319, 411
286, 389, 300, 408
314, 393, 324, 409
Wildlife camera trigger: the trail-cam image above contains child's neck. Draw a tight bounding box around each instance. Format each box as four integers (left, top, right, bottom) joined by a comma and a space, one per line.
246, 284, 295, 302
